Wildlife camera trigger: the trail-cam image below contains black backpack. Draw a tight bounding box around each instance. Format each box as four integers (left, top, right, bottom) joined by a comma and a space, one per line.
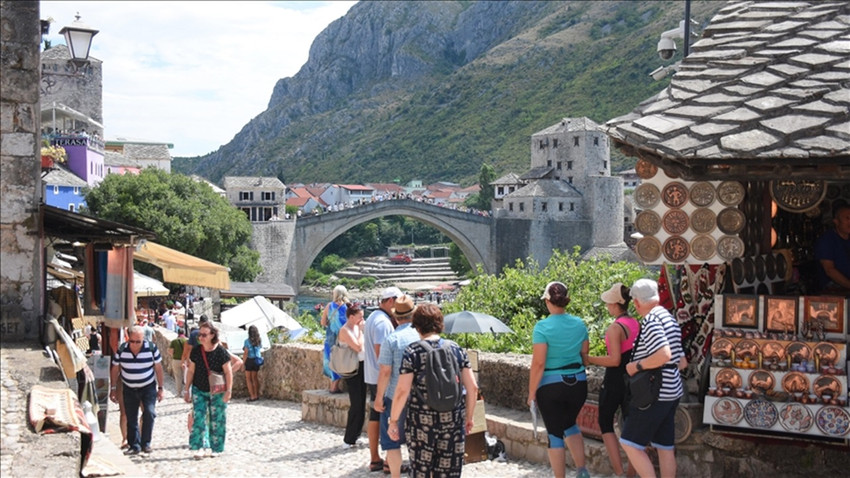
413, 339, 463, 412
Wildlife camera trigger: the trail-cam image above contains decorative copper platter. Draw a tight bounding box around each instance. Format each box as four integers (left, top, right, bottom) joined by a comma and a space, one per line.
755, 255, 766, 281
717, 235, 744, 260
635, 210, 662, 235
636, 237, 662, 262
813, 375, 841, 399
749, 370, 776, 393
762, 341, 786, 361
813, 342, 840, 366
690, 207, 716, 234
663, 236, 689, 263
770, 179, 827, 213
691, 234, 716, 261
662, 209, 689, 235
786, 342, 812, 363
711, 337, 734, 358
712, 397, 744, 426
635, 159, 658, 180
661, 182, 689, 208
734, 339, 759, 359
716, 368, 743, 389
717, 181, 745, 206
717, 207, 746, 235
782, 371, 810, 394
689, 181, 716, 207
634, 183, 661, 209
744, 257, 756, 283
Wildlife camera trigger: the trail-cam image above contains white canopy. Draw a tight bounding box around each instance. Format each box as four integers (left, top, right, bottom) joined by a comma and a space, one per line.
219, 295, 302, 335
134, 271, 169, 297
217, 322, 272, 356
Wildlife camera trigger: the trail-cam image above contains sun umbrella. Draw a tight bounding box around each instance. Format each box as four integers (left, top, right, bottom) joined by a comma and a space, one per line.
442, 311, 513, 334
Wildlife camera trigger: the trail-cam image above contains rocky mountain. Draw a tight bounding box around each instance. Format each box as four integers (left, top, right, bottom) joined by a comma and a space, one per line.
174, 1, 726, 186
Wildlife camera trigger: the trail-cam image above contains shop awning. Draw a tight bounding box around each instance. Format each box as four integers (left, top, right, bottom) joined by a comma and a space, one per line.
134, 271, 170, 297
133, 241, 230, 290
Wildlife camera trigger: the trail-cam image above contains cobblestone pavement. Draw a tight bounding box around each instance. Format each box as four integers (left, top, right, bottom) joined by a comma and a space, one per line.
106, 376, 566, 478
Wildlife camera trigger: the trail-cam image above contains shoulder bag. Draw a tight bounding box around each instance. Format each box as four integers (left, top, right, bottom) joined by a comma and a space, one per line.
329, 337, 358, 378
626, 325, 663, 410
202, 346, 227, 394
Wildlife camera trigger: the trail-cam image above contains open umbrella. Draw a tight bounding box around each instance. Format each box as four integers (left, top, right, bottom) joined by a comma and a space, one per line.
442, 311, 513, 334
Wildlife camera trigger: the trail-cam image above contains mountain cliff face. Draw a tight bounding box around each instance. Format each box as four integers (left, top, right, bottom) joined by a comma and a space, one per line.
175, 1, 725, 186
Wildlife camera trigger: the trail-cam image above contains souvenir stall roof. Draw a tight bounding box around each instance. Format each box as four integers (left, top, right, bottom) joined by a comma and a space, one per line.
221, 281, 296, 300
605, 1, 850, 181
41, 205, 156, 245
133, 241, 230, 290
133, 271, 169, 297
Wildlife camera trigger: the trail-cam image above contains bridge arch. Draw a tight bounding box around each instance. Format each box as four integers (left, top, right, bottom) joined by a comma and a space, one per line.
287, 199, 493, 290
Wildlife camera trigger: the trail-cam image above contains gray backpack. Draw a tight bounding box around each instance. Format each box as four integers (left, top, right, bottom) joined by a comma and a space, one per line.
413, 339, 463, 412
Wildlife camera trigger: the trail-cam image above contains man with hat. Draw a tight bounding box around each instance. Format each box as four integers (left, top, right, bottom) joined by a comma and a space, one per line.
374, 295, 418, 477
363, 286, 401, 472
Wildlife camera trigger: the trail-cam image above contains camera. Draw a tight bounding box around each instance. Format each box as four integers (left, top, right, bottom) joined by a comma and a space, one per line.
649, 66, 669, 81
657, 36, 676, 60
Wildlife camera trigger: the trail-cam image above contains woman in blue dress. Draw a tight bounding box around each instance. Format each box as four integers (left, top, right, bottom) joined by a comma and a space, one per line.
321, 285, 349, 393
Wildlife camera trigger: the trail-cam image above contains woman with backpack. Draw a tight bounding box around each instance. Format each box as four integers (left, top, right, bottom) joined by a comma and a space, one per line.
321, 285, 349, 393
243, 325, 264, 402
387, 304, 478, 478
528, 281, 590, 478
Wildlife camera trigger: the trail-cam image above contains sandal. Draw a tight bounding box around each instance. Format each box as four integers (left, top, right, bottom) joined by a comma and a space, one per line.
369, 459, 384, 472
383, 463, 410, 475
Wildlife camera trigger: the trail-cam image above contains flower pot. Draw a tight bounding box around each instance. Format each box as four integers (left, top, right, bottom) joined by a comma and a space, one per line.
41, 155, 54, 169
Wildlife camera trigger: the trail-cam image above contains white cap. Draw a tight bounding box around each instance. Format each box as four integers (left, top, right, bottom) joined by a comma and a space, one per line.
381, 286, 402, 300
630, 279, 660, 303
601, 283, 627, 305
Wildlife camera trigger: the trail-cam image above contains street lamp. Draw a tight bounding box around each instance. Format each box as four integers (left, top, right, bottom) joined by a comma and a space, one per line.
58, 13, 98, 62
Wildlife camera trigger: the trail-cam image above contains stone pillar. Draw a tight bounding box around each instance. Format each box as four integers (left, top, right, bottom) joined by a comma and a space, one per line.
1, 0, 43, 340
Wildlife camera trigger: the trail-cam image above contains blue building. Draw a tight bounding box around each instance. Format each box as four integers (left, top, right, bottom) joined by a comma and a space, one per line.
42, 165, 88, 212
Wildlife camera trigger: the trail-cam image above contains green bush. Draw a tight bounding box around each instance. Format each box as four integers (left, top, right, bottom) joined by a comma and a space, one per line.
357, 276, 377, 290
319, 254, 348, 274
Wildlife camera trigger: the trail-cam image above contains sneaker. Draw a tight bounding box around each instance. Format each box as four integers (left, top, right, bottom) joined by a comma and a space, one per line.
576, 468, 590, 478
123, 448, 140, 456
192, 450, 205, 460
142, 446, 152, 454
210, 451, 222, 458
342, 442, 355, 449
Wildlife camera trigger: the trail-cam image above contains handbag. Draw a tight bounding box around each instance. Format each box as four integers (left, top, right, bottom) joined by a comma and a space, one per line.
329, 340, 358, 378
253, 344, 264, 366
625, 326, 663, 410
202, 347, 227, 394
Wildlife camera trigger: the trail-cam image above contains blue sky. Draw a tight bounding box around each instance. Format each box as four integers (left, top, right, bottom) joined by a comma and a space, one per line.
40, 1, 357, 157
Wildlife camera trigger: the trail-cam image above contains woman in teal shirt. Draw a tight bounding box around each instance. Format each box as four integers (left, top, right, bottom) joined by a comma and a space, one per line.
528, 281, 590, 478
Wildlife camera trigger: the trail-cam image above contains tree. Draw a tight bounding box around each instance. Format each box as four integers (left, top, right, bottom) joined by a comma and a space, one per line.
83, 168, 261, 281
448, 243, 471, 276
477, 162, 495, 209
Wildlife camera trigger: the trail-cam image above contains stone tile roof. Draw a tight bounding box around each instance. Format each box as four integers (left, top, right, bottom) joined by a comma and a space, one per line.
520, 166, 555, 181
491, 172, 522, 185
534, 117, 602, 136
507, 179, 582, 198
605, 1, 850, 181
222, 176, 286, 190
123, 143, 171, 160
42, 164, 87, 187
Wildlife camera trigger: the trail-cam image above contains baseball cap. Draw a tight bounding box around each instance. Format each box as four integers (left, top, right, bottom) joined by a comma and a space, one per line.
630, 279, 660, 303
541, 281, 568, 301
601, 283, 626, 305
381, 286, 402, 300
393, 295, 416, 317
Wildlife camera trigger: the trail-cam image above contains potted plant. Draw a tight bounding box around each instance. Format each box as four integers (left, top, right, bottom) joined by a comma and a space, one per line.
41, 142, 67, 169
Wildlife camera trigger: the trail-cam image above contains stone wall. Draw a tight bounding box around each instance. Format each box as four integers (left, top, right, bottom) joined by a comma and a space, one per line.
0, 1, 43, 341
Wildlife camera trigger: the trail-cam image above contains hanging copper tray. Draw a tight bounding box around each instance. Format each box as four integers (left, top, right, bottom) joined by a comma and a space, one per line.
711, 337, 734, 359
689, 181, 716, 207
663, 236, 690, 263
744, 257, 756, 283
766, 253, 776, 279
813, 342, 840, 366
634, 183, 661, 209
782, 371, 810, 394
813, 375, 842, 399
662, 209, 689, 235
717, 235, 744, 260
749, 370, 776, 393
716, 368, 743, 389
691, 207, 717, 234
661, 182, 689, 208
636, 237, 662, 262
691, 234, 716, 261
734, 339, 760, 359
718, 207, 746, 235
635, 210, 662, 235
718, 181, 746, 206
732, 258, 745, 285
786, 342, 811, 364
762, 341, 786, 361
635, 159, 658, 180
755, 255, 766, 281
770, 179, 827, 213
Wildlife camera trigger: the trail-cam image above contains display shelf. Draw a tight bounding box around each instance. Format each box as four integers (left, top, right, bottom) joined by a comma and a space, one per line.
703, 395, 850, 439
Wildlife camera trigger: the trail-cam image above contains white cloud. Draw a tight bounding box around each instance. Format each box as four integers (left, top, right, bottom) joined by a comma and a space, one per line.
40, 1, 357, 157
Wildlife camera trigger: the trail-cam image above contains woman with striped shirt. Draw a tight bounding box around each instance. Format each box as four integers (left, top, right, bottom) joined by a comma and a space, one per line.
621, 279, 686, 478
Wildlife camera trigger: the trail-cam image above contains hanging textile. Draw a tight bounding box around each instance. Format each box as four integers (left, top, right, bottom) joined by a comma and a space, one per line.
103, 247, 134, 329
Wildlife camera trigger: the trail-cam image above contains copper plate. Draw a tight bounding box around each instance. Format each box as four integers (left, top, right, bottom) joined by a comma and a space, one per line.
690, 207, 716, 234
662, 209, 689, 235
770, 179, 827, 213
785, 342, 811, 363
813, 342, 840, 366
717, 235, 744, 260
782, 371, 810, 394
732, 257, 745, 285
734, 339, 760, 359
744, 257, 756, 283
711, 337, 734, 358
663, 236, 690, 263
635, 210, 662, 235
755, 255, 766, 281
690, 181, 716, 207
749, 370, 776, 393
635, 159, 658, 180
636, 237, 662, 262
813, 375, 841, 398
691, 234, 716, 261
717, 207, 746, 235
717, 181, 746, 206
634, 183, 661, 209
662, 182, 689, 208
762, 341, 785, 361
716, 368, 743, 389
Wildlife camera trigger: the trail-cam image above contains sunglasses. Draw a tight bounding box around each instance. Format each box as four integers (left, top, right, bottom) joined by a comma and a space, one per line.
128, 340, 142, 344
198, 333, 210, 338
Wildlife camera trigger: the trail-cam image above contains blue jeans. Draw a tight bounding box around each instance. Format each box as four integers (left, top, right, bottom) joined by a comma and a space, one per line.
123, 382, 157, 451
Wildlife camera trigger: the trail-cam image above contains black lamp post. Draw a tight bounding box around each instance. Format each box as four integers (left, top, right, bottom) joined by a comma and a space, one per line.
58, 13, 98, 62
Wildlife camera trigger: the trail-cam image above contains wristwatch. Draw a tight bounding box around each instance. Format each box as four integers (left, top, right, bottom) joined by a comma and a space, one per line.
157, 386, 164, 391
636, 361, 644, 372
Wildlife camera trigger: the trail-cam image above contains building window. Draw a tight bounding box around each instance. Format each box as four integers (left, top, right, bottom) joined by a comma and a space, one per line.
539, 140, 546, 149
68, 204, 75, 212
519, 202, 525, 212
509, 186, 515, 194
541, 202, 547, 212
547, 160, 552, 167
567, 161, 573, 170
262, 191, 275, 201
559, 202, 564, 212
53, 185, 59, 195
73, 187, 80, 195
574, 136, 579, 146
497, 186, 504, 195
570, 202, 575, 211
240, 191, 254, 201
509, 202, 514, 212
553, 138, 558, 148
603, 161, 608, 169
568, 176, 573, 184
557, 162, 562, 170
594, 137, 599, 146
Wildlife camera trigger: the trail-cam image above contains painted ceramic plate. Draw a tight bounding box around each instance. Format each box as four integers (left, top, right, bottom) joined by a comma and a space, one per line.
717, 181, 746, 206
734, 339, 760, 359
749, 370, 775, 393
635, 210, 662, 235
717, 207, 746, 235
786, 342, 811, 363
813, 375, 841, 399
635, 159, 658, 180
781, 371, 810, 394
712, 397, 744, 425
634, 183, 661, 209
636, 237, 662, 262
711, 337, 734, 359
662, 209, 689, 235
663, 236, 690, 263
691, 234, 716, 261
761, 341, 786, 361
690, 207, 717, 234
744, 399, 778, 429
689, 181, 716, 207
813, 342, 840, 366
816, 406, 850, 437
778, 402, 814, 433
662, 182, 689, 208
715, 368, 743, 390
717, 235, 744, 260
